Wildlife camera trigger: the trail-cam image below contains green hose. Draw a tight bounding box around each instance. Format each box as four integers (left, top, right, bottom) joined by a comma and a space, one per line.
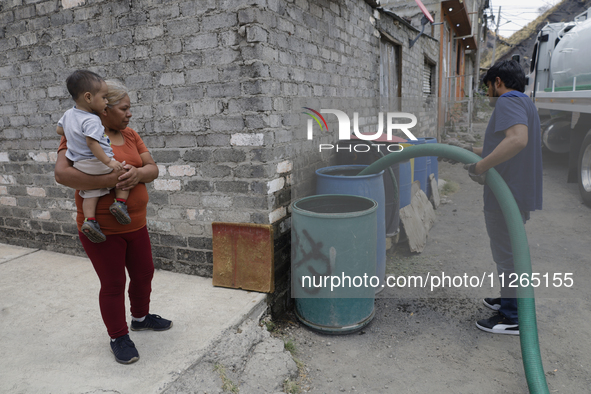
359, 143, 549, 394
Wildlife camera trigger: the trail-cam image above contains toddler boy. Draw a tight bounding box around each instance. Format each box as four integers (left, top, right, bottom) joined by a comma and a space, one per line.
57, 70, 131, 243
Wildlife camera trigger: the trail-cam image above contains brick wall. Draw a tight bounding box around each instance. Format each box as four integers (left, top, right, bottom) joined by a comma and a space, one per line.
377, 12, 439, 137
0, 0, 294, 275
0, 0, 438, 314
286, 5, 439, 201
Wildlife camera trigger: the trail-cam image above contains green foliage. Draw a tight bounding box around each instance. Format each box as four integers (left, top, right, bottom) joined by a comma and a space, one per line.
440, 179, 460, 196
265, 321, 276, 332
284, 378, 301, 394
284, 339, 297, 355
213, 363, 239, 393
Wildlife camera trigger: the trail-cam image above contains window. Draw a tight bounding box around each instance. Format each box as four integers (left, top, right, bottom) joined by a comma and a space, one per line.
530, 42, 538, 73
423, 60, 436, 95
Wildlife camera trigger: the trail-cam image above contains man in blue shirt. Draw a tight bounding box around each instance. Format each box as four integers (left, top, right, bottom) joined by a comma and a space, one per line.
464, 60, 543, 335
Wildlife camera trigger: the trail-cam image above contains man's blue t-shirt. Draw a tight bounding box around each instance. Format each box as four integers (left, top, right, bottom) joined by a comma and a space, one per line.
482, 91, 543, 212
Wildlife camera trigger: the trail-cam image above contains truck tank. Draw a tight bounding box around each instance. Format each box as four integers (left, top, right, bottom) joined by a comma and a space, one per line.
550, 17, 591, 88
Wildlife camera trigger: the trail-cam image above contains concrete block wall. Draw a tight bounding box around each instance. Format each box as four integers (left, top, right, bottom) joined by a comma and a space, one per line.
380, 0, 441, 40
0, 0, 294, 280
264, 0, 383, 201
286, 5, 439, 201
0, 0, 438, 314
375, 10, 439, 137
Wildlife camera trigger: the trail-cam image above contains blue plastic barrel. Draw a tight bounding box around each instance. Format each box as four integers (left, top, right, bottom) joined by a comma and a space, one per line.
405, 138, 428, 194
424, 137, 438, 198
316, 165, 386, 291
398, 159, 412, 208
291, 194, 377, 334
335, 141, 401, 236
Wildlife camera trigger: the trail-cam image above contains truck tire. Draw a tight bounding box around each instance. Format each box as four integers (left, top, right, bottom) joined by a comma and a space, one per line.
578, 130, 591, 207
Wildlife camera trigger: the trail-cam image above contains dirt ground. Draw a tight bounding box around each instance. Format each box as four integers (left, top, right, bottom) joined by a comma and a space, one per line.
278, 129, 591, 393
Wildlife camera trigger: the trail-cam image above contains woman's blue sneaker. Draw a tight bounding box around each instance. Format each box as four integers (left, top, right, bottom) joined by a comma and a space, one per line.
130, 314, 173, 331
110, 334, 139, 364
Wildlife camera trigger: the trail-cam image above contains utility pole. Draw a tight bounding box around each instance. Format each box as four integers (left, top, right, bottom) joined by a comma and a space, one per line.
475, 3, 484, 88
491, 6, 501, 65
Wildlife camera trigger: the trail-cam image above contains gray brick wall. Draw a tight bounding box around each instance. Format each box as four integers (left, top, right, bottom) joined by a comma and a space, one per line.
1, 0, 291, 267
0, 0, 439, 313
284, 4, 439, 201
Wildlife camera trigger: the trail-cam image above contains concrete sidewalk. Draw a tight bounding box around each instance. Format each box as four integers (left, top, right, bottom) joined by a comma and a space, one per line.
0, 243, 268, 394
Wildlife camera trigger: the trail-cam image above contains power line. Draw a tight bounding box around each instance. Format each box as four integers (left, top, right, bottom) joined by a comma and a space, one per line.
490, 6, 549, 10
501, 11, 547, 15
489, 0, 558, 9
499, 28, 540, 31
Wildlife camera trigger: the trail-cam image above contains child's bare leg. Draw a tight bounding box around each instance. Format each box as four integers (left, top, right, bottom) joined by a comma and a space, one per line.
114, 189, 130, 201
82, 197, 100, 219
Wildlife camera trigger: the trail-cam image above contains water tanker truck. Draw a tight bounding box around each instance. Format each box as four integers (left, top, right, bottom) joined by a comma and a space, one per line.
526, 7, 591, 206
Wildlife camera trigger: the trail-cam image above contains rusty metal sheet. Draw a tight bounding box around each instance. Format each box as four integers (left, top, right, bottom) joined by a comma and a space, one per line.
212, 222, 275, 293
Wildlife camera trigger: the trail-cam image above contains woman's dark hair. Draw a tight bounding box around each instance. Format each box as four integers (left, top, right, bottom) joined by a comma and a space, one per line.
482, 60, 526, 92
66, 70, 104, 100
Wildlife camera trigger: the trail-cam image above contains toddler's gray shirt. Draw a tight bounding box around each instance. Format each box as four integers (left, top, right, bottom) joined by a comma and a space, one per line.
58, 107, 113, 162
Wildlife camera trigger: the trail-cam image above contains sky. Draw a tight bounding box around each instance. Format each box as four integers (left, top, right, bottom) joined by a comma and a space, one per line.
488, 0, 562, 38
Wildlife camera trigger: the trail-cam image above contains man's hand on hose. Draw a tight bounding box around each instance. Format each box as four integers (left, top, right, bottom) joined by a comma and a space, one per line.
441, 141, 474, 164
463, 163, 487, 185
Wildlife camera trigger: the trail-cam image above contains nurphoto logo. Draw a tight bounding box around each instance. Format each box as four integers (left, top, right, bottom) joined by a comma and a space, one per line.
302, 108, 419, 152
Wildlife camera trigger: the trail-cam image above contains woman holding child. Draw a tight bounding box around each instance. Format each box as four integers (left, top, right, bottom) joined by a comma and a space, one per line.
55, 75, 172, 365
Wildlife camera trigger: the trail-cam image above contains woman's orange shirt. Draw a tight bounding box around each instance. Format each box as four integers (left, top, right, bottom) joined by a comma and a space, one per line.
58, 127, 151, 235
